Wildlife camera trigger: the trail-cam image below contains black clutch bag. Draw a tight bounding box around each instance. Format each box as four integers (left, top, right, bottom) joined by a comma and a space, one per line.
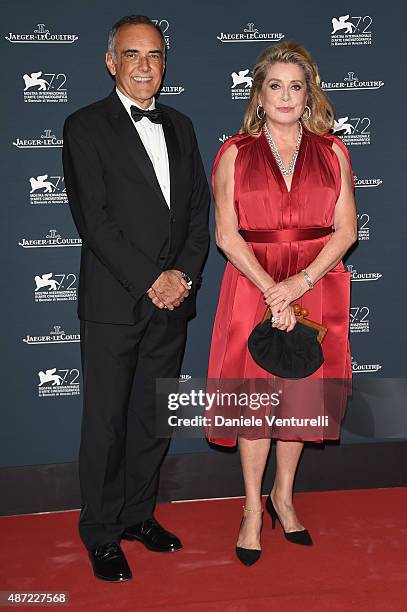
248, 304, 328, 379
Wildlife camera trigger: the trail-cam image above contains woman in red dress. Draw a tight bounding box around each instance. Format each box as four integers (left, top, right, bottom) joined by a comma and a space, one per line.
207, 43, 357, 565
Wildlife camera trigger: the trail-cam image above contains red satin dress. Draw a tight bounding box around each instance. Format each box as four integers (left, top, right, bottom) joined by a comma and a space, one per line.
207, 127, 353, 446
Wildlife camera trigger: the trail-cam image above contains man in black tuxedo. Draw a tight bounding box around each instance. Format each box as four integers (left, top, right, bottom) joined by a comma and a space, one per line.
62, 15, 209, 582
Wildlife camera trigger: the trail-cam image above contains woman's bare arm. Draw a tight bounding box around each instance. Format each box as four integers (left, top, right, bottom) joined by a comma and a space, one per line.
264, 143, 358, 310
214, 144, 276, 293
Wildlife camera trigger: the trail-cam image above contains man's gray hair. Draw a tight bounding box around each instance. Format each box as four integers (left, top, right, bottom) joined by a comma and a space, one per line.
107, 14, 166, 62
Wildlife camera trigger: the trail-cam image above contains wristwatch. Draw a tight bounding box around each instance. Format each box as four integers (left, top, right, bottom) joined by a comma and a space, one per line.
181, 272, 192, 288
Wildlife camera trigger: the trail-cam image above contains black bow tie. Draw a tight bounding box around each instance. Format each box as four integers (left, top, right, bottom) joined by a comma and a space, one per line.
130, 106, 162, 124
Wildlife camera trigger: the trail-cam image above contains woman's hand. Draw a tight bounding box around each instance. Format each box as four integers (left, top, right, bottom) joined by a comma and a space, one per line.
269, 303, 296, 332
263, 273, 309, 312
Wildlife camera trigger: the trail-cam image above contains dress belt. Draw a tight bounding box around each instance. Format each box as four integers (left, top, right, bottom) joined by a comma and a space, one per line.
239, 226, 334, 243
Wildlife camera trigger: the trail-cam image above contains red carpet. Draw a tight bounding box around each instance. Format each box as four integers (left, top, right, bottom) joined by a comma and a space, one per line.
1, 488, 406, 611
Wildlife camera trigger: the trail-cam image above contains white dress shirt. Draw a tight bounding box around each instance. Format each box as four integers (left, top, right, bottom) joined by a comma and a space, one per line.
116, 87, 171, 208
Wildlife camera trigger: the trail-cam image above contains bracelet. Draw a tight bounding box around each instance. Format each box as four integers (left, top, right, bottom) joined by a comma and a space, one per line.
301, 268, 314, 289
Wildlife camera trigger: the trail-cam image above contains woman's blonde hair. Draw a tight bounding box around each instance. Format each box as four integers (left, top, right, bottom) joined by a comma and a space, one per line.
241, 42, 334, 136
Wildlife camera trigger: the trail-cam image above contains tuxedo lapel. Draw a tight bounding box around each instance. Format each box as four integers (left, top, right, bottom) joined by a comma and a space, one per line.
105, 91, 169, 211
160, 107, 181, 211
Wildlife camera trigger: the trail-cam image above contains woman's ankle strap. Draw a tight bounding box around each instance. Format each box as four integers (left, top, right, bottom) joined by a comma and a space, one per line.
243, 505, 263, 514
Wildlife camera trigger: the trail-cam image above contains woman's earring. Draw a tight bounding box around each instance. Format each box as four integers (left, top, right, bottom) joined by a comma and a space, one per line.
302, 105, 311, 121
256, 105, 265, 120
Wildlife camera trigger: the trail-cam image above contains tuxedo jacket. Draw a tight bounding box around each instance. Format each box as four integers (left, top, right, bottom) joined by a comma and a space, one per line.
62, 90, 210, 324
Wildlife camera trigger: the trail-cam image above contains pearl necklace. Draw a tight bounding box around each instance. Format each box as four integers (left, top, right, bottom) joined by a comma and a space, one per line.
263, 121, 303, 176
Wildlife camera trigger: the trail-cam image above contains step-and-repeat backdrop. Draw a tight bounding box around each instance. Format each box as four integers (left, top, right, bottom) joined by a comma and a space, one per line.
2, 0, 406, 468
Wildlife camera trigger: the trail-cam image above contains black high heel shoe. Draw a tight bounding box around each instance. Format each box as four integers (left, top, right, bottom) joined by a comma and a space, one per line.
266, 495, 313, 546
235, 506, 263, 566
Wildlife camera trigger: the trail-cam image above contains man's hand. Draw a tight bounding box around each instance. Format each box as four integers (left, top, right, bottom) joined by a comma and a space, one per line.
147, 270, 190, 310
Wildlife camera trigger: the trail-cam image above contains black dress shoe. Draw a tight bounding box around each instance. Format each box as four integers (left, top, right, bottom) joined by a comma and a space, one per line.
122, 517, 182, 552
235, 546, 261, 566
235, 507, 263, 567
266, 495, 313, 546
89, 542, 132, 582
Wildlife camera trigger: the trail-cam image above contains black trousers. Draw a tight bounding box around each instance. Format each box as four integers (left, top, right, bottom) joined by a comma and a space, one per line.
78, 305, 187, 550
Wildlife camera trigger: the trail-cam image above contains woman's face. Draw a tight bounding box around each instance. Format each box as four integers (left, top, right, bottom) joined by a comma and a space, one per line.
258, 62, 307, 126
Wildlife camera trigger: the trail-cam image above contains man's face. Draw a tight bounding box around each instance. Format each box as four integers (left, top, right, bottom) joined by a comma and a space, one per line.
106, 24, 165, 108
